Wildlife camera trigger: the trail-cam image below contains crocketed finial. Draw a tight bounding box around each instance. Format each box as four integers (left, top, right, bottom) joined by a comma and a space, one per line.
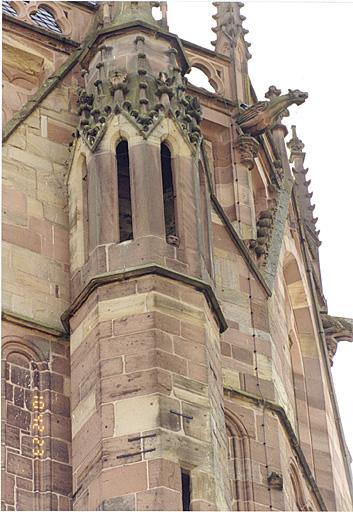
211, 2, 251, 58
287, 125, 305, 153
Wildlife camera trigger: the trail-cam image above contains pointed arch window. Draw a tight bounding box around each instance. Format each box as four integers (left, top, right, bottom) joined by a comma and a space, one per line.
161, 143, 177, 244
116, 140, 133, 242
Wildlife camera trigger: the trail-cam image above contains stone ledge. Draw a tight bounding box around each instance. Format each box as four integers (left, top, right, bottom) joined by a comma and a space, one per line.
2, 310, 66, 338
61, 264, 228, 335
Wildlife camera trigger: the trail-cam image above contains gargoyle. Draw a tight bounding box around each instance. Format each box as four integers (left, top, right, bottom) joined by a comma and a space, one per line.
321, 314, 353, 365
237, 89, 308, 136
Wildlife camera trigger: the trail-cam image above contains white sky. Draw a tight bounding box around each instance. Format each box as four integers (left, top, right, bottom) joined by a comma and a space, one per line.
167, 0, 353, 461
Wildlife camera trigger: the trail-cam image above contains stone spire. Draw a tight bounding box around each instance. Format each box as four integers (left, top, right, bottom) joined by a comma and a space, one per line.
287, 125, 320, 243
211, 2, 251, 58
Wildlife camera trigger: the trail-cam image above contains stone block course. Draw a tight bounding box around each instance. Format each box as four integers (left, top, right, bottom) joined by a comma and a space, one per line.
101, 369, 172, 403
136, 487, 181, 511
7, 452, 33, 479
101, 462, 148, 497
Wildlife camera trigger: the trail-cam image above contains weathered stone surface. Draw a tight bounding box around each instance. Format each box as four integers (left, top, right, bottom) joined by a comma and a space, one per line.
2, 4, 352, 512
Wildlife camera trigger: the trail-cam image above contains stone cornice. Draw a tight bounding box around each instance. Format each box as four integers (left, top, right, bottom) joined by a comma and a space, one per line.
2, 310, 66, 339
61, 264, 228, 335
223, 386, 327, 512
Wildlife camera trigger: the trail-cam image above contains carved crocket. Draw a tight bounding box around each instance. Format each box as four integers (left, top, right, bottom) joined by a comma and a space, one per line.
237, 89, 308, 136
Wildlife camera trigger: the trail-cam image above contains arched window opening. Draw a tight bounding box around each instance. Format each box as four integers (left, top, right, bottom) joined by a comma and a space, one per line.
30, 6, 62, 34
186, 67, 217, 93
161, 143, 177, 244
116, 140, 133, 242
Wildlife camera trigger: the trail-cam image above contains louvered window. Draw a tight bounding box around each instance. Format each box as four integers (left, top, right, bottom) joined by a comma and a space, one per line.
30, 6, 62, 33
2, 1, 17, 17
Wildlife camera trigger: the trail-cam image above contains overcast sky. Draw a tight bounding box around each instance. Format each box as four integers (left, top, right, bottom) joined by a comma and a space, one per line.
167, 0, 353, 462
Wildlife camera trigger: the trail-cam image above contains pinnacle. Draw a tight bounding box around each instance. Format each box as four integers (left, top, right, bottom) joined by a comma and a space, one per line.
211, 1, 251, 58
287, 125, 305, 153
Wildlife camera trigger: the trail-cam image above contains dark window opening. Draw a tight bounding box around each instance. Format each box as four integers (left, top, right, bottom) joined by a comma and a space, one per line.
161, 143, 177, 243
181, 469, 191, 511
82, 158, 90, 259
116, 140, 133, 242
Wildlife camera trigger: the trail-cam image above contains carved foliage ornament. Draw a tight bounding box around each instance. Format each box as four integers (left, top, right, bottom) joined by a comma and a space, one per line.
249, 204, 278, 261
74, 39, 203, 151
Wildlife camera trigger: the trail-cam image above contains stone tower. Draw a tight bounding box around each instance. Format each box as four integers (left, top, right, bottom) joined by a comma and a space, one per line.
2, 2, 352, 511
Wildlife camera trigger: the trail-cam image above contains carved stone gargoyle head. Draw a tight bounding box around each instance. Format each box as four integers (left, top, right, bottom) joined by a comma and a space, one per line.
237, 88, 308, 136
287, 89, 309, 106
321, 314, 353, 365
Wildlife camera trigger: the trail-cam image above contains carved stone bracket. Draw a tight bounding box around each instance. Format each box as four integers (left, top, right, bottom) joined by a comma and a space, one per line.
321, 314, 353, 366
267, 471, 283, 491
234, 134, 259, 170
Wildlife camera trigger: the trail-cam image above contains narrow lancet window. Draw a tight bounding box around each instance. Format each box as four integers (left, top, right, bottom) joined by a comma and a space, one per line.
181, 469, 191, 511
116, 140, 133, 242
161, 143, 177, 243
